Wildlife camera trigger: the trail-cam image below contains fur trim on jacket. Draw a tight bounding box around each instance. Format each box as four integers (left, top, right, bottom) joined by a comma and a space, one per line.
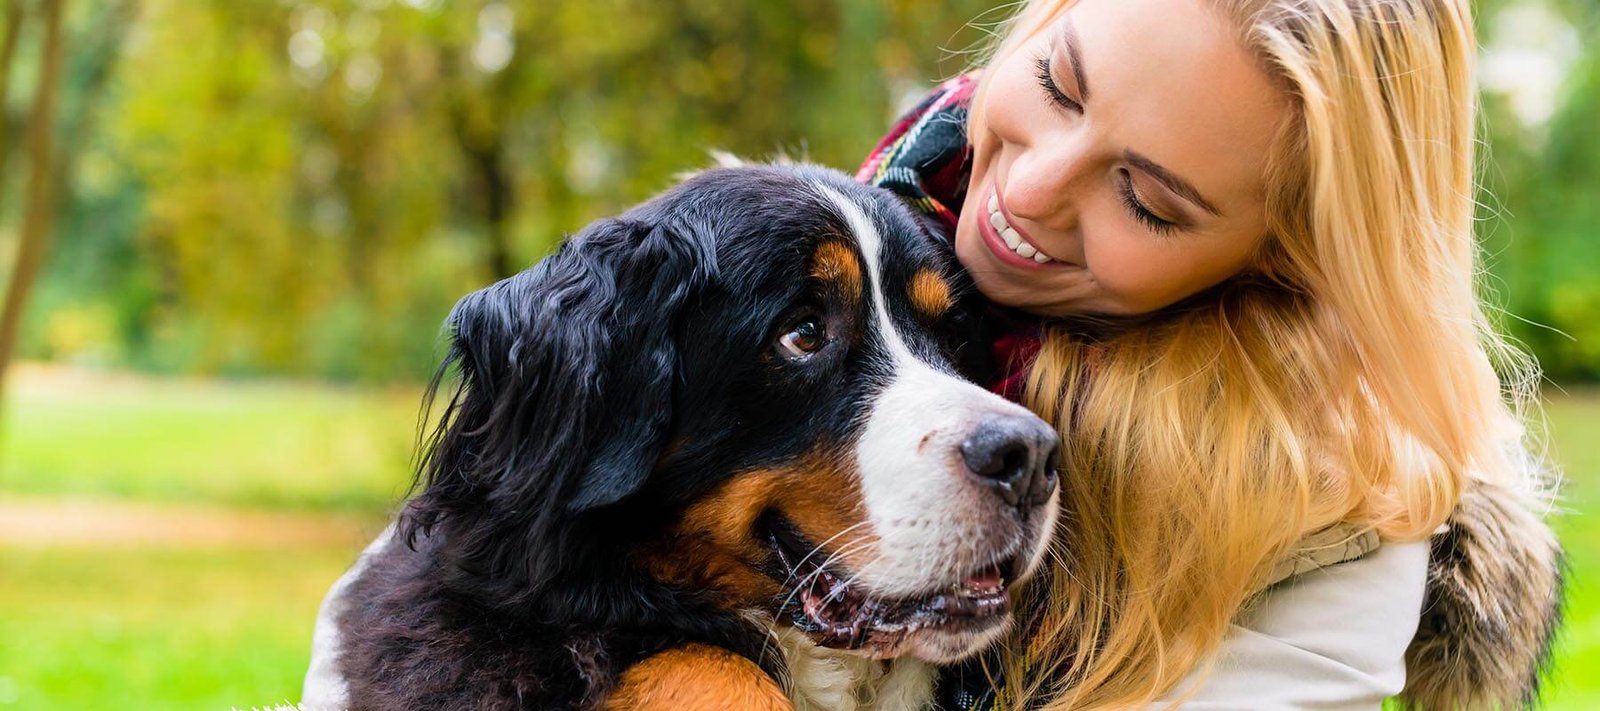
1399, 480, 1564, 710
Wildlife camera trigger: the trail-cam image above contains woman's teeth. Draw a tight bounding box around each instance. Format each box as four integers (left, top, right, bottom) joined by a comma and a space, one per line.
988, 194, 1052, 264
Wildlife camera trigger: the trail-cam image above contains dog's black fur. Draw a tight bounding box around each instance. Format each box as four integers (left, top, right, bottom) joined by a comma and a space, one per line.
334, 164, 997, 709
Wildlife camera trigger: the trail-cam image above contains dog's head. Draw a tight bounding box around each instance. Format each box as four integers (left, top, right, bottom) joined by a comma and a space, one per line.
405, 164, 1059, 664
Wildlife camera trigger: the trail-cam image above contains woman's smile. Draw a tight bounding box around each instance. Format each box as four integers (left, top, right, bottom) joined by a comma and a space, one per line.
977, 181, 1078, 270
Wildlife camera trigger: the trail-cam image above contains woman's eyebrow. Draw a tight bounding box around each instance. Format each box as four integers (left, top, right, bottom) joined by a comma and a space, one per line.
1123, 150, 1223, 217
1059, 15, 1091, 102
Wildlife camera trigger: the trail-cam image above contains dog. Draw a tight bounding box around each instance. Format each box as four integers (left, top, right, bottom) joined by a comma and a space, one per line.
302, 163, 1061, 710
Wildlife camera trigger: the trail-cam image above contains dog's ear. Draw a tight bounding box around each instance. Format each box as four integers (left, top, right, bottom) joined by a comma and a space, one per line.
411, 217, 706, 550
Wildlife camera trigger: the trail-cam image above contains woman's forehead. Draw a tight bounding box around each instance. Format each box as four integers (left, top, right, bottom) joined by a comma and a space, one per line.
1053, 0, 1288, 209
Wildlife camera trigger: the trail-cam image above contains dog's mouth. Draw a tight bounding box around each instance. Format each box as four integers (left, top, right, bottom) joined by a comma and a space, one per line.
762, 515, 1015, 652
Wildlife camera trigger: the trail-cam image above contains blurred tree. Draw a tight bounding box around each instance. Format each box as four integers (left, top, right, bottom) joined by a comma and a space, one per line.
89, 0, 992, 381
0, 1, 25, 195
10, 0, 1593, 384
1476, 0, 1600, 381
0, 0, 64, 415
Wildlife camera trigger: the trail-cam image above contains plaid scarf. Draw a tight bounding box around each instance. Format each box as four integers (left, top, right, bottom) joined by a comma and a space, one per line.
856, 74, 978, 232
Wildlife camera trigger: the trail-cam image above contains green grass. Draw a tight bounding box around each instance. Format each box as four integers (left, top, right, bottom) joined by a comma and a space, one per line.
0, 366, 1597, 708
0, 541, 374, 710
0, 365, 420, 513
1541, 391, 1600, 709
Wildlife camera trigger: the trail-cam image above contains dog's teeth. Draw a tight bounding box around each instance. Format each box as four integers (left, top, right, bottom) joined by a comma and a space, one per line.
989, 211, 1006, 230
1015, 241, 1037, 259
1033, 252, 1051, 263
988, 194, 999, 212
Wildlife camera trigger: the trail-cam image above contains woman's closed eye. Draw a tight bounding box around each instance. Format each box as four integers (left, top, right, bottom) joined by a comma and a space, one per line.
1116, 169, 1181, 236
1034, 56, 1082, 113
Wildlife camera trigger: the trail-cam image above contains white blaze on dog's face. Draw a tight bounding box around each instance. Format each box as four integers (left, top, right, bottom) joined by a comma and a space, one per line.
788, 184, 1060, 663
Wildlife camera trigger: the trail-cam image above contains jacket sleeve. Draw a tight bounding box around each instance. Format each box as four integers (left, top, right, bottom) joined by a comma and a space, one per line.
1150, 541, 1429, 710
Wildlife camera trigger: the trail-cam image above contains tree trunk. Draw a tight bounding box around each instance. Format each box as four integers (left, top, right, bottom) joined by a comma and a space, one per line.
443, 45, 517, 282
0, 1, 28, 202
0, 0, 67, 413
468, 135, 514, 280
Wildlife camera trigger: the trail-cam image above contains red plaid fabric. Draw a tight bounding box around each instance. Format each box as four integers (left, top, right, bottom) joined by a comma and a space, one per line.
855, 73, 979, 232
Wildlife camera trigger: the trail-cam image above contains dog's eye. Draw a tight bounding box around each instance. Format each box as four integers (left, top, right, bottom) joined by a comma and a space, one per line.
777, 317, 827, 360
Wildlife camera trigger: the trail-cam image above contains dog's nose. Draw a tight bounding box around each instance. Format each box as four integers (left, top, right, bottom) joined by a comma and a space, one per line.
960, 415, 1060, 510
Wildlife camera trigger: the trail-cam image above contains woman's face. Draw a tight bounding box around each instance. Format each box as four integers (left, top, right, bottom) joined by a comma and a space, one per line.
957, 0, 1289, 317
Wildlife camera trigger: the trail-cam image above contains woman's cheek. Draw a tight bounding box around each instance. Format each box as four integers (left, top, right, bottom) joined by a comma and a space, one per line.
1085, 234, 1184, 314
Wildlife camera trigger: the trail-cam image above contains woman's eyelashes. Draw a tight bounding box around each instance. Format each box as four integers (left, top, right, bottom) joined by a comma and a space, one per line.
1117, 171, 1180, 236
1034, 55, 1082, 113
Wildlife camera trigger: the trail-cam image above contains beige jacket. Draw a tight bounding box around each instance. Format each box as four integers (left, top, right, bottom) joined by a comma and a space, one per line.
1157, 480, 1562, 710
1154, 537, 1426, 709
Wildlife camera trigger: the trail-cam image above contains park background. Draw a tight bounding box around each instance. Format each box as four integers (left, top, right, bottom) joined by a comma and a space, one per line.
0, 0, 1596, 708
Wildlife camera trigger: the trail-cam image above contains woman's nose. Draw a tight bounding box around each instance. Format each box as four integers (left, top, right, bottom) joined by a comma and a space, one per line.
1003, 145, 1087, 231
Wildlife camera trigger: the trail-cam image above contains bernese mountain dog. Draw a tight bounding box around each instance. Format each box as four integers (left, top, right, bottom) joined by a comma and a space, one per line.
302, 163, 1060, 710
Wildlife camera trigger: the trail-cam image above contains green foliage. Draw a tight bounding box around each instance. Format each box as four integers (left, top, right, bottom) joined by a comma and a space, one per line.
17, 0, 996, 382
1484, 54, 1600, 380
1475, 2, 1600, 382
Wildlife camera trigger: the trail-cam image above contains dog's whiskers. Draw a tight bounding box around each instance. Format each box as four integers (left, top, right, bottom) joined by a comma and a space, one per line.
772, 522, 873, 617
779, 535, 875, 613
783, 521, 870, 579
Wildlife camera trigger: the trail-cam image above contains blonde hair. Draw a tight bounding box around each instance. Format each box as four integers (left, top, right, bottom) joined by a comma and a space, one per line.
964, 1, 1550, 708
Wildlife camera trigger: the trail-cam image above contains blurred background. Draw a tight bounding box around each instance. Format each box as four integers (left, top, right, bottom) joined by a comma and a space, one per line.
0, 0, 1594, 708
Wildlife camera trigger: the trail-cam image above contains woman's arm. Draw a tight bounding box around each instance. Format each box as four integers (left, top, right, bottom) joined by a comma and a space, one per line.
1151, 541, 1429, 710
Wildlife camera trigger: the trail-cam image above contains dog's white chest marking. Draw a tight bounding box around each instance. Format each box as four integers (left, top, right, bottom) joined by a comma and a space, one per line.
302, 526, 394, 710
775, 627, 938, 711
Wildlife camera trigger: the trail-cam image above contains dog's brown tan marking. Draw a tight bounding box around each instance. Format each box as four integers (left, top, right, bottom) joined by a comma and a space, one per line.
811, 241, 863, 306
637, 448, 873, 608
604, 643, 794, 711
908, 269, 951, 318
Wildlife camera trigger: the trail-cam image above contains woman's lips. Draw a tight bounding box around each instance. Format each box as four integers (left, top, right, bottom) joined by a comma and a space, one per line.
979, 185, 1073, 270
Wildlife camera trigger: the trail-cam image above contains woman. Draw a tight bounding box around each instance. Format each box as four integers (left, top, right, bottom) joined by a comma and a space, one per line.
857, 0, 1563, 708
